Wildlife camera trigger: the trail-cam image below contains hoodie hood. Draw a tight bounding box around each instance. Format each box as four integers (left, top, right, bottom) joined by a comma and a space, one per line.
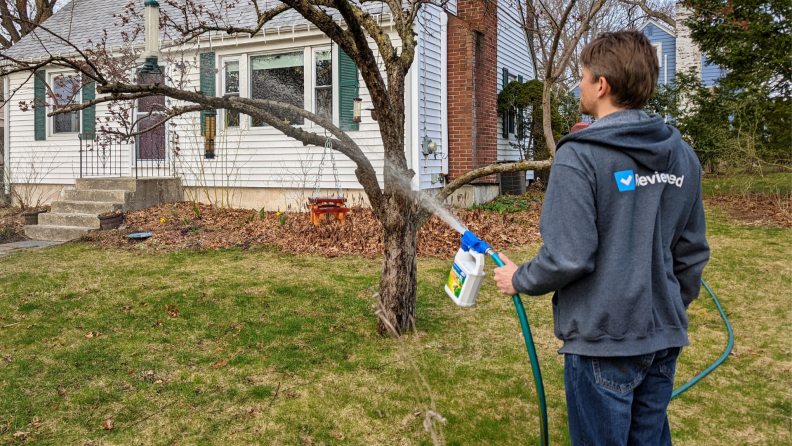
557, 114, 681, 172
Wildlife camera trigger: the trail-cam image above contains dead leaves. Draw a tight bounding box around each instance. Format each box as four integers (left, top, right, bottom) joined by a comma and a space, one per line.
85, 331, 102, 339
165, 304, 179, 318
102, 419, 114, 430
3, 354, 13, 362
212, 360, 228, 369
82, 202, 543, 259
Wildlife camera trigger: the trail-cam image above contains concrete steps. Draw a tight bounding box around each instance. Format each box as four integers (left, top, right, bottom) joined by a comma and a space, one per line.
38, 213, 100, 229
25, 177, 183, 242
50, 200, 122, 215
64, 189, 130, 203
25, 225, 93, 242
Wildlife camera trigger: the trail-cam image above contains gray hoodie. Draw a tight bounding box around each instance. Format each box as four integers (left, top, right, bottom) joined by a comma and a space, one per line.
512, 111, 709, 357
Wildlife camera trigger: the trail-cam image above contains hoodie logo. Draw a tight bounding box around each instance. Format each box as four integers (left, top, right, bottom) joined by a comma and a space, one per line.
615, 170, 685, 192
614, 170, 635, 192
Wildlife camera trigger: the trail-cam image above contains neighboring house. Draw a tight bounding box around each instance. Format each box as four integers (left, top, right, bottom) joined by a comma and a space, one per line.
2, 0, 534, 219
572, 9, 723, 101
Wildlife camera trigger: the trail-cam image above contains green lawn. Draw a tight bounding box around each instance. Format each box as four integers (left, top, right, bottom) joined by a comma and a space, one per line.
701, 171, 791, 196
0, 207, 789, 444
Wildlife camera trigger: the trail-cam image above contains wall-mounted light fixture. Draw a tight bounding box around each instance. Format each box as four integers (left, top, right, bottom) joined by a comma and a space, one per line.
204, 110, 217, 159
366, 105, 377, 122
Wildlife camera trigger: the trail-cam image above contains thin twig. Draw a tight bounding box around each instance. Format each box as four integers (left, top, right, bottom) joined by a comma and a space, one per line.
1, 323, 20, 328
125, 401, 177, 430
268, 382, 281, 409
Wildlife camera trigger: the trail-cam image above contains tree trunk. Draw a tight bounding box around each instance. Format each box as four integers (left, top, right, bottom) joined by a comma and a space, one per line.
376, 213, 419, 336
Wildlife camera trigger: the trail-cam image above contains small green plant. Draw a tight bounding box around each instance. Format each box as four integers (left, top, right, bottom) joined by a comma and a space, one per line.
277, 211, 288, 226
190, 227, 198, 234
0, 225, 14, 240
246, 213, 256, 223
192, 204, 202, 219
259, 208, 266, 219
470, 193, 540, 213
171, 205, 179, 219
182, 219, 192, 226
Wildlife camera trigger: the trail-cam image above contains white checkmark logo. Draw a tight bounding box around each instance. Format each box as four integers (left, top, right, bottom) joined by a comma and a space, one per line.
620, 175, 633, 186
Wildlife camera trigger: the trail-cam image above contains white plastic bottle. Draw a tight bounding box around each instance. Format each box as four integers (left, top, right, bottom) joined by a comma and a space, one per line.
445, 247, 486, 307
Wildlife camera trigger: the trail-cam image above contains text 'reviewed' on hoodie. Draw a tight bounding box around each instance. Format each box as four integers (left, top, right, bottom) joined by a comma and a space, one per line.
512, 110, 710, 357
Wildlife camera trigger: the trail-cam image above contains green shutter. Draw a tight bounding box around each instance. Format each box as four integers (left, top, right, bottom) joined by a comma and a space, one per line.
502, 68, 509, 138
34, 70, 46, 141
200, 52, 216, 135
338, 48, 359, 132
82, 78, 96, 139
516, 75, 524, 139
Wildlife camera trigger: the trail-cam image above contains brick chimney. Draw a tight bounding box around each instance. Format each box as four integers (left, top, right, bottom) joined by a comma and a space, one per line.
446, 0, 498, 184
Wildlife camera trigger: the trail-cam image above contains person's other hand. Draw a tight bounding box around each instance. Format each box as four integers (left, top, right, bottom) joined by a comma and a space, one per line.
494, 253, 519, 296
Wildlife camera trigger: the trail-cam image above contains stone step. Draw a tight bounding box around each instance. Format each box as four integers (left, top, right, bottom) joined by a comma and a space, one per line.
51, 200, 122, 215
25, 225, 92, 242
75, 177, 138, 191
64, 189, 130, 203
38, 213, 100, 229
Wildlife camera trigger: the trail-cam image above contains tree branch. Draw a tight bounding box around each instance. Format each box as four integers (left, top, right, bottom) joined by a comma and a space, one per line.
619, 0, 675, 28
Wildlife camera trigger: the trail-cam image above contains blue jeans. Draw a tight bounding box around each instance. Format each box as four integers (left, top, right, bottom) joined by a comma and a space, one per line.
564, 347, 681, 446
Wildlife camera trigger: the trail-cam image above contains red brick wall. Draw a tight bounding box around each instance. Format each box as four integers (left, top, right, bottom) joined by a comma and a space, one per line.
446, 0, 498, 183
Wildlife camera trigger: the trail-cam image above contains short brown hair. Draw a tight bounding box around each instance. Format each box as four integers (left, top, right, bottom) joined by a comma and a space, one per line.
580, 31, 659, 109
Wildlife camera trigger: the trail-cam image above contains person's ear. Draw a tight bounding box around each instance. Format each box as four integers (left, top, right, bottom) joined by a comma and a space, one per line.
596, 76, 610, 100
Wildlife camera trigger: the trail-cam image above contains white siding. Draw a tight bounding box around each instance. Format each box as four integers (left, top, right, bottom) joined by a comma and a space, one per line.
5, 29, 416, 205
412, 4, 447, 190
497, 0, 534, 161
6, 72, 133, 187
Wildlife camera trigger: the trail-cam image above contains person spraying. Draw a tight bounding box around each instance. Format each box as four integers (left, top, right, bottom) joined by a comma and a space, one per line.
494, 31, 709, 446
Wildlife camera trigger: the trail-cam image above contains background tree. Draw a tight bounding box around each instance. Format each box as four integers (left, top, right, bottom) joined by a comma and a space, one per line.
0, 0, 61, 49
1, 0, 551, 336
684, 0, 791, 99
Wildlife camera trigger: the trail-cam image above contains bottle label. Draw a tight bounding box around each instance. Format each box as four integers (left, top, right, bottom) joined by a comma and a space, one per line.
447, 262, 467, 297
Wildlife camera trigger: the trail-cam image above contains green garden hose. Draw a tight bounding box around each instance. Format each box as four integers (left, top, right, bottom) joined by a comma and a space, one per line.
489, 251, 549, 446
491, 249, 732, 445
671, 278, 734, 399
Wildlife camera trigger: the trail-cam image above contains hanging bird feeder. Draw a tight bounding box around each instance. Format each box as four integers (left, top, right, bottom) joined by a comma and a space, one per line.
204, 110, 217, 159
307, 138, 350, 226
352, 98, 362, 123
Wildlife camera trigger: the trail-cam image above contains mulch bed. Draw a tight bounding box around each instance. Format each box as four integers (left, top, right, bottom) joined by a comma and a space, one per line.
705, 193, 791, 228
80, 202, 543, 258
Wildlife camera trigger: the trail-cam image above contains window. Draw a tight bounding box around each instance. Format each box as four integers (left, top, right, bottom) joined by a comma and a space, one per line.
224, 60, 240, 127
250, 52, 304, 126
314, 50, 332, 121
652, 43, 663, 67
52, 74, 81, 133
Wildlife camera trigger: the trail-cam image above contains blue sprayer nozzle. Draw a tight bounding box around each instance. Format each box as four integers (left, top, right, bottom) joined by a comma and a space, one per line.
460, 231, 493, 255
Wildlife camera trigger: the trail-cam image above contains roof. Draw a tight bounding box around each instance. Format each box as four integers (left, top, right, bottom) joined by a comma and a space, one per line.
4, 0, 392, 60
637, 18, 676, 38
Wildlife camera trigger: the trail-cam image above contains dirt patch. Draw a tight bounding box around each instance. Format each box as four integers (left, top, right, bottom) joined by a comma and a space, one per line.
0, 207, 30, 244
79, 202, 542, 258
705, 193, 791, 228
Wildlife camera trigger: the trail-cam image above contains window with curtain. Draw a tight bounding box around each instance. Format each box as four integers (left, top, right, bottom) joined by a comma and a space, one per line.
315, 50, 332, 121
250, 52, 304, 126
224, 61, 240, 127
52, 74, 81, 133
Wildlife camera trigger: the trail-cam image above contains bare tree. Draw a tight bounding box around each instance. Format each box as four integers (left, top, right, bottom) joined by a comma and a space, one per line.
520, 0, 674, 154
1, 0, 550, 336
0, 0, 62, 49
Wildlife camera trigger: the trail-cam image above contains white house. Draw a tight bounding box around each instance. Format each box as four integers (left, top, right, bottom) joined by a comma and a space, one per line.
2, 0, 533, 240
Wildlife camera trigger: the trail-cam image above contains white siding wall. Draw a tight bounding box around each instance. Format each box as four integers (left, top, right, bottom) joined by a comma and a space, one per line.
496, 1, 534, 161
5, 29, 414, 206
412, 4, 447, 190
6, 72, 133, 187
